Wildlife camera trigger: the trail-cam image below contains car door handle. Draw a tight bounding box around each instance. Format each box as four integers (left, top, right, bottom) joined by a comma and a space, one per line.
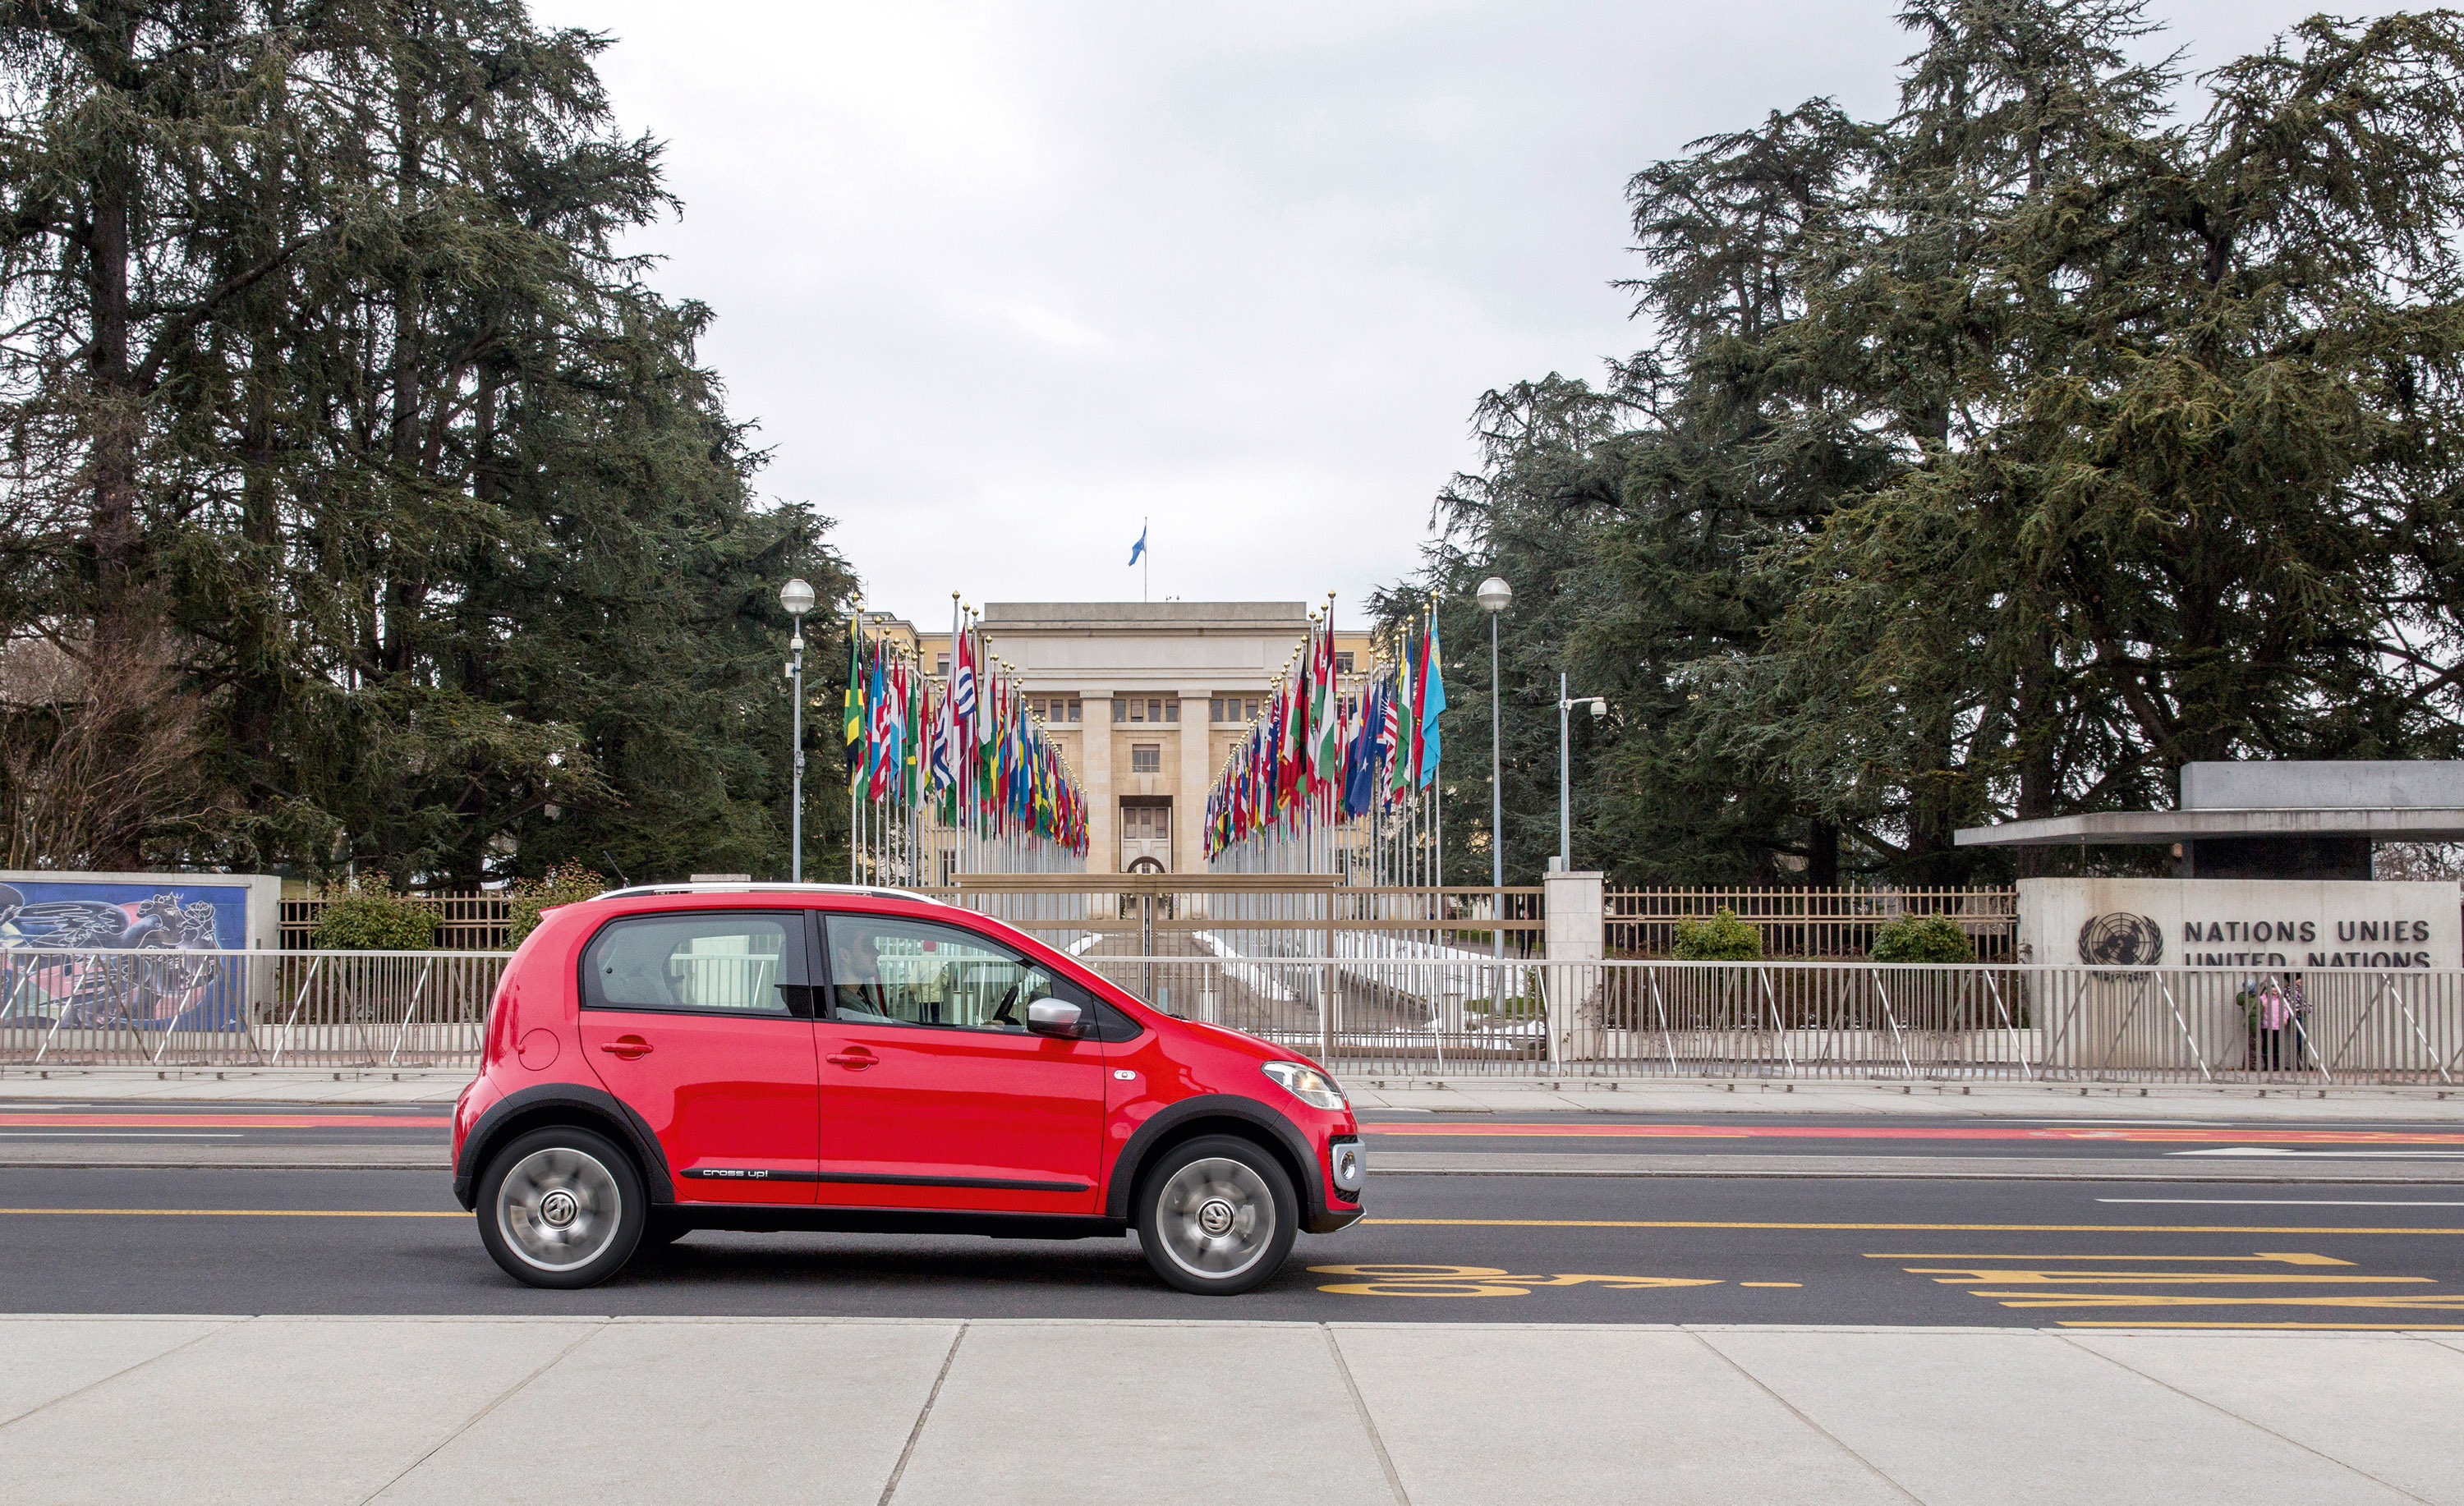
599, 1036, 654, 1060
825, 1050, 877, 1070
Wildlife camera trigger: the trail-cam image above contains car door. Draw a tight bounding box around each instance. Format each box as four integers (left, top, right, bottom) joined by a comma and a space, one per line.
577, 909, 819, 1205
811, 911, 1106, 1214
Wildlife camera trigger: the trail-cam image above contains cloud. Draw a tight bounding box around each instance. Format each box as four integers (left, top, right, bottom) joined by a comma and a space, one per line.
531, 0, 2402, 627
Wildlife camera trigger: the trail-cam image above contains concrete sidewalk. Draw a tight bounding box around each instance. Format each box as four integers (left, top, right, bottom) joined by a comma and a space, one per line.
7, 1066, 2464, 1119
3, 1315, 2459, 1505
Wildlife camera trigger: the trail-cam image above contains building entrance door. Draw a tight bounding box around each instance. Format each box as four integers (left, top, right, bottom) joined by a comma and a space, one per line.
1120, 801, 1171, 872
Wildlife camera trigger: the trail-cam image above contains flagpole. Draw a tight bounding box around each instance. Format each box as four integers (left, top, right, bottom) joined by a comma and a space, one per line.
947, 594, 961, 888
847, 604, 863, 884
1142, 516, 1150, 604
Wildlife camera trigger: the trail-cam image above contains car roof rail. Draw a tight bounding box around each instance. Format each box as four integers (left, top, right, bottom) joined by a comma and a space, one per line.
590, 882, 944, 905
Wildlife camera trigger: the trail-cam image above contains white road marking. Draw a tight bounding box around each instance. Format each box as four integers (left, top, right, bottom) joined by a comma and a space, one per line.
2167, 1147, 2464, 1159
2099, 1198, 2464, 1206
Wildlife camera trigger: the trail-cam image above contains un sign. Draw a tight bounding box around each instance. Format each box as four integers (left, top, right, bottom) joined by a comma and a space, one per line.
2078, 911, 2164, 966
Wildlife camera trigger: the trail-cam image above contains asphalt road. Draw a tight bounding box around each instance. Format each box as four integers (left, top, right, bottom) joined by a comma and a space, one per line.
7, 1164, 2464, 1326
7, 1102, 2464, 1178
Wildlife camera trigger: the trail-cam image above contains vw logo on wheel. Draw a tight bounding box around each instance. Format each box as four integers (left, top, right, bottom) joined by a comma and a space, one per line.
2078, 911, 2163, 966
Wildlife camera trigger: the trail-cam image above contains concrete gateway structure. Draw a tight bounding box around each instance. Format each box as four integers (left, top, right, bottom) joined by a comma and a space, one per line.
871, 602, 1375, 877
1958, 760, 2464, 971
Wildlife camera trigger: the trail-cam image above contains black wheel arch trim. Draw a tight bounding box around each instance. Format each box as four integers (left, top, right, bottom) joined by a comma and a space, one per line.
1104, 1094, 1330, 1226
453, 1081, 676, 1210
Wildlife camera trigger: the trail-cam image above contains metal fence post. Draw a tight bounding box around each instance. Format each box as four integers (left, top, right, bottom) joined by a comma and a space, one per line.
387, 958, 434, 1068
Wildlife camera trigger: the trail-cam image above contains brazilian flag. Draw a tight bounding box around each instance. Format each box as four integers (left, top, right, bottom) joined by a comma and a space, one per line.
842, 624, 863, 775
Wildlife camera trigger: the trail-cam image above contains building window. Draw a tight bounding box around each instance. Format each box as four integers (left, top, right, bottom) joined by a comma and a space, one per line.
935, 654, 949, 677
1335, 652, 1354, 674
1123, 804, 1169, 839
1131, 744, 1161, 774
1113, 699, 1127, 723
1068, 700, 1081, 723
1164, 700, 1179, 723
1127, 698, 1144, 723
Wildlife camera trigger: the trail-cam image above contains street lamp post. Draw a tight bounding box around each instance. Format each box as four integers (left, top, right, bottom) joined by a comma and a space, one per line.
1475, 576, 1512, 984
1557, 673, 1606, 871
780, 577, 816, 882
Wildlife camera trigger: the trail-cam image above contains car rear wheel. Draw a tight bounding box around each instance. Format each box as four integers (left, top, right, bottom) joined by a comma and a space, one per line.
1135, 1135, 1298, 1295
476, 1126, 645, 1288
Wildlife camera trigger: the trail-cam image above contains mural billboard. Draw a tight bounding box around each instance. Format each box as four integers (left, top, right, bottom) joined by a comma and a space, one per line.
0, 872, 277, 1034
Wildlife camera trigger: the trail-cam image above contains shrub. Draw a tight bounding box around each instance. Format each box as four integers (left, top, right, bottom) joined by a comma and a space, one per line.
310, 875, 439, 951
1672, 907, 1763, 961
508, 862, 607, 946
1871, 915, 1976, 964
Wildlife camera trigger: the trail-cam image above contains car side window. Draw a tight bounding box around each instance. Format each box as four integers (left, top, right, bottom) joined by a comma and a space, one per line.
581, 912, 806, 1017
823, 915, 1070, 1033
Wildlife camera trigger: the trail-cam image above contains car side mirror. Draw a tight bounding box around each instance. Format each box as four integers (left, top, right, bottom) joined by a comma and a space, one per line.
1025, 999, 1083, 1038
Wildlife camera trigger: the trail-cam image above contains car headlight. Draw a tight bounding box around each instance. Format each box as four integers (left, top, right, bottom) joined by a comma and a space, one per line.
1262, 1060, 1348, 1111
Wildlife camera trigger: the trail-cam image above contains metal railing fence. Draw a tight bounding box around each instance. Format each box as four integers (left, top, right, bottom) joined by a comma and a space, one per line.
1073, 957, 2464, 1084
9, 947, 2459, 1085
0, 947, 508, 1068
1607, 887, 2018, 962
929, 875, 1547, 962
279, 893, 511, 951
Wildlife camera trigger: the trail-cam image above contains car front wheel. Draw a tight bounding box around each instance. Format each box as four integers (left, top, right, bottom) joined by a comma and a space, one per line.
476, 1125, 646, 1289
1135, 1135, 1298, 1295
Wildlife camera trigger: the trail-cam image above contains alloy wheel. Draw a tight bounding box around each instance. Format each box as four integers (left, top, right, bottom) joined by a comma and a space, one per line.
495, 1145, 623, 1273
1154, 1155, 1277, 1279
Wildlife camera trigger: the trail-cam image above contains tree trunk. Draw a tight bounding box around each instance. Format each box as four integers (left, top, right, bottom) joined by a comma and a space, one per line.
1806, 817, 1840, 888
84, 11, 148, 868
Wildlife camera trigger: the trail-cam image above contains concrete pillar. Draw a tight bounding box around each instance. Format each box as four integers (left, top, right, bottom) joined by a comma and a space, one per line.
1082, 695, 1115, 882
1544, 869, 1604, 1065
1175, 690, 1211, 877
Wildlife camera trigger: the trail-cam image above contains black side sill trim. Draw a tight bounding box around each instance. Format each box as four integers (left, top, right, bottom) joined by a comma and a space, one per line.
682, 1168, 1091, 1193
821, 1170, 1092, 1192
651, 1204, 1124, 1239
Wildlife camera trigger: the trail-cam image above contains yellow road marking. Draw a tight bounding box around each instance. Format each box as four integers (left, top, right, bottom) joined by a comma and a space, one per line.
0, 1207, 462, 1218
1364, 1219, 2464, 1235
1307, 1264, 1722, 1297
1866, 1252, 2354, 1264
1911, 1270, 2430, 1286
1979, 1292, 2464, 1310
2057, 1321, 2464, 1329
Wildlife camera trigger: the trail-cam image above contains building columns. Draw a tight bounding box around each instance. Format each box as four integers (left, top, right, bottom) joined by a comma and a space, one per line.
1082, 695, 1115, 878
1176, 690, 1211, 875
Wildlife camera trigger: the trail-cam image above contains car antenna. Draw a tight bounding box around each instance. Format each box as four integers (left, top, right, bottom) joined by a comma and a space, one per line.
600, 849, 632, 888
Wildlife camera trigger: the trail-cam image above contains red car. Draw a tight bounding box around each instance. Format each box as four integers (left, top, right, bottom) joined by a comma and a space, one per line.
452, 884, 1365, 1293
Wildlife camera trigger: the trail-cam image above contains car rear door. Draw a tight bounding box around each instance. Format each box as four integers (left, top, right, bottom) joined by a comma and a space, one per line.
577, 909, 819, 1205
811, 911, 1106, 1214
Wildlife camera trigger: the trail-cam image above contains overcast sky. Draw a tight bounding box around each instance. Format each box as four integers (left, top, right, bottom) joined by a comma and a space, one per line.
530, 0, 2394, 629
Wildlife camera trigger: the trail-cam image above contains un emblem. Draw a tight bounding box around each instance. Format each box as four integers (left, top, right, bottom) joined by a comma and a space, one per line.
2078, 912, 2163, 966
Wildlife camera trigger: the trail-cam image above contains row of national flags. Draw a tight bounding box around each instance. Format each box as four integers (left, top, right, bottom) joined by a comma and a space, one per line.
1203, 604, 1444, 858
841, 616, 1088, 856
